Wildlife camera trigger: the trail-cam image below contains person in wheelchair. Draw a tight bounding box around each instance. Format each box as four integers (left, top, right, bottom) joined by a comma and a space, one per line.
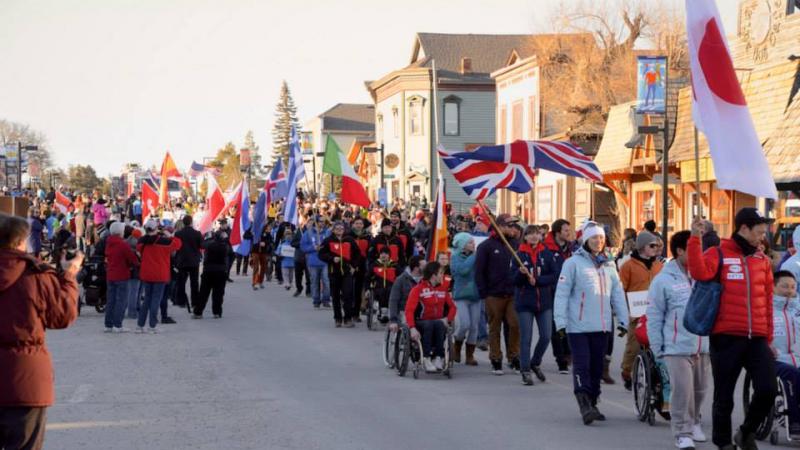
370, 247, 397, 324
647, 230, 710, 450
771, 270, 800, 438
388, 255, 426, 330
405, 261, 457, 373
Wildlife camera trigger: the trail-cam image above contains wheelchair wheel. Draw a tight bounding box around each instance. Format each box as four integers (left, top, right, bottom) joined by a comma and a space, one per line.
396, 328, 410, 377
632, 352, 652, 423
95, 304, 105, 313
444, 328, 455, 376
383, 327, 397, 369
366, 290, 375, 330
742, 373, 774, 441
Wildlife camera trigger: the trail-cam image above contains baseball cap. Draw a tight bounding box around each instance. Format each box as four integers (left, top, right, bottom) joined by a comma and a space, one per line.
495, 213, 520, 227
734, 207, 774, 229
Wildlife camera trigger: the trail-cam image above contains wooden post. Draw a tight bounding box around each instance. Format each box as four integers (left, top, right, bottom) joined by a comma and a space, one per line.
476, 199, 531, 278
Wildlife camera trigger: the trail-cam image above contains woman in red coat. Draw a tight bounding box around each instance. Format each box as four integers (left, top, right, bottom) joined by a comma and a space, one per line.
0, 213, 81, 450
136, 221, 182, 333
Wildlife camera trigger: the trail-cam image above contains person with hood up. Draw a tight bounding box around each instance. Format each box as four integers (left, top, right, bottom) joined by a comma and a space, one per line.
554, 221, 628, 425
103, 222, 139, 333
0, 213, 81, 450
513, 225, 558, 385
450, 232, 481, 366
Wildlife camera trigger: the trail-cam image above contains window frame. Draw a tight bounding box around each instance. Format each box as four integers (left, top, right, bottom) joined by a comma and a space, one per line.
443, 95, 462, 137
407, 96, 425, 136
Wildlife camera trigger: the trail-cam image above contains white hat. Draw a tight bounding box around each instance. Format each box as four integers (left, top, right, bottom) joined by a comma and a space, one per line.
581, 221, 605, 242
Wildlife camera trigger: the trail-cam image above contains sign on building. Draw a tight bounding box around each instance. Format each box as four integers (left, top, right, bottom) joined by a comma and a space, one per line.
635, 56, 668, 114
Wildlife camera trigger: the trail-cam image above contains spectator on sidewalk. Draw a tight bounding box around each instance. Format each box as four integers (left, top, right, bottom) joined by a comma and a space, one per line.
136, 221, 182, 333
104, 222, 139, 333
0, 213, 81, 450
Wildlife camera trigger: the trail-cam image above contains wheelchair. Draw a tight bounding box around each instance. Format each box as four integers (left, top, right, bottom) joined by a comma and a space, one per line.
631, 317, 671, 425
366, 284, 391, 331
742, 373, 795, 445
383, 325, 400, 369
395, 324, 454, 379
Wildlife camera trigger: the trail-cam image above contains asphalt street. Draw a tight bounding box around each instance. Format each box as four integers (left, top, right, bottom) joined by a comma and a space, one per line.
44, 274, 781, 450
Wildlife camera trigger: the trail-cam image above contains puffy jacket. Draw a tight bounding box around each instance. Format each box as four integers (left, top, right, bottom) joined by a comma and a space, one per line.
475, 234, 518, 298
105, 235, 139, 282
405, 280, 457, 328
389, 269, 419, 324
318, 235, 362, 276
450, 240, 479, 303
201, 236, 229, 273
0, 249, 78, 407
773, 295, 800, 367
301, 227, 330, 268
687, 236, 773, 341
646, 259, 708, 357
554, 247, 628, 333
512, 243, 558, 313
349, 230, 371, 270
370, 262, 398, 289
137, 235, 182, 283
619, 252, 663, 294
393, 224, 414, 259
779, 227, 800, 285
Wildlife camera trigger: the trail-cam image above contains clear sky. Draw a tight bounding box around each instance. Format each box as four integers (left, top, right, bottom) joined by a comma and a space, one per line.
0, 0, 739, 175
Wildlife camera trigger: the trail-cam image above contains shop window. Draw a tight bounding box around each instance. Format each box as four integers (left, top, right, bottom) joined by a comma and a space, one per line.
575, 187, 589, 216
443, 96, 461, 136
537, 186, 553, 222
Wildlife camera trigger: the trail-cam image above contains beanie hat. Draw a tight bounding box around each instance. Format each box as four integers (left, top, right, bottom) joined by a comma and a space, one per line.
581, 222, 605, 242
452, 232, 474, 253
109, 222, 126, 237
381, 218, 392, 228
635, 231, 660, 251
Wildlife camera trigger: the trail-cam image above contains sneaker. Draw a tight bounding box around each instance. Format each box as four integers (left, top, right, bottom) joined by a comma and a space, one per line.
734, 428, 757, 450
433, 357, 444, 371
213, 314, 221, 319
521, 372, 534, 386
477, 341, 489, 352
253, 285, 258, 291
161, 316, 177, 324
293, 291, 301, 297
313, 304, 321, 309
343, 320, 355, 328
532, 366, 546, 382
148, 327, 158, 334
491, 360, 504, 375
675, 436, 695, 450
335, 321, 342, 328
423, 357, 437, 373
690, 425, 706, 442
135, 327, 145, 334
191, 314, 203, 319
558, 364, 569, 375
285, 285, 291, 291
104, 327, 114, 333
509, 357, 521, 373
113, 327, 128, 333
259, 283, 265, 289
322, 303, 331, 308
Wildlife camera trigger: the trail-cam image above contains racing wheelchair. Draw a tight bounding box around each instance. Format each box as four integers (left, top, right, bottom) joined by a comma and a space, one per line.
742, 373, 796, 445
394, 323, 455, 379
632, 316, 672, 425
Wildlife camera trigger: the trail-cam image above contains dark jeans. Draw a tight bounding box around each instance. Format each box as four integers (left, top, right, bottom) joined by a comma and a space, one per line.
197, 271, 227, 316
710, 334, 776, 446
274, 256, 283, 283
568, 332, 608, 400
235, 254, 249, 275
294, 259, 308, 293
160, 278, 175, 318
776, 361, 800, 428
417, 319, 446, 358
176, 266, 199, 307
0, 407, 46, 450
518, 309, 553, 371
330, 272, 354, 322
552, 319, 572, 366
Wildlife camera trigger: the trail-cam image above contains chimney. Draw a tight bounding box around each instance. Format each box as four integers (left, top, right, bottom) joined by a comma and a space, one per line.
460, 57, 472, 74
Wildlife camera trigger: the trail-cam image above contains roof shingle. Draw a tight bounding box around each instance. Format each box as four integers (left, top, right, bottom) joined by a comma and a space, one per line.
320, 103, 375, 133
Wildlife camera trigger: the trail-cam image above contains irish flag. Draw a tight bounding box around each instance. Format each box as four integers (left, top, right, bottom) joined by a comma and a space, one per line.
322, 135, 371, 208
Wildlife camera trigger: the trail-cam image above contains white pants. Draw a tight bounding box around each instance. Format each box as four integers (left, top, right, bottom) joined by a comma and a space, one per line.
664, 354, 710, 438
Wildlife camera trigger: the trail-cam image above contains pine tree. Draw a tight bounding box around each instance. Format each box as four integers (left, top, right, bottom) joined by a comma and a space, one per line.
243, 130, 264, 177
271, 80, 300, 168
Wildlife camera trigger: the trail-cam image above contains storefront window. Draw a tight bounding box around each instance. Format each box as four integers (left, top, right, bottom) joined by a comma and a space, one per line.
537, 186, 552, 223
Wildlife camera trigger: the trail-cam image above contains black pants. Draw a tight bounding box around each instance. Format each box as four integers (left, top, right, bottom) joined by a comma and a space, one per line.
330, 272, 354, 322
235, 254, 250, 275
710, 334, 777, 446
354, 271, 365, 310
0, 407, 46, 450
552, 319, 572, 366
176, 266, 199, 307
373, 284, 392, 309
197, 271, 227, 316
568, 332, 608, 401
418, 319, 446, 358
294, 259, 308, 294
274, 256, 283, 283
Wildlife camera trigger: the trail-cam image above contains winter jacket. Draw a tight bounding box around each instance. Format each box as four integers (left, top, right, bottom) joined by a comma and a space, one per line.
687, 236, 774, 341
780, 227, 800, 286
28, 218, 43, 254
702, 230, 721, 251
619, 252, 663, 296
318, 235, 362, 276
405, 280, 457, 328
553, 246, 628, 333
349, 230, 371, 270
646, 259, 708, 357
369, 261, 398, 289
0, 249, 78, 407
543, 232, 573, 279
105, 235, 139, 282
201, 236, 229, 273
512, 243, 558, 313
393, 224, 414, 259
137, 235, 182, 283
368, 233, 406, 269
92, 202, 109, 225
251, 229, 274, 255
450, 249, 479, 303
278, 242, 295, 268
475, 234, 518, 298
301, 227, 330, 268
773, 295, 800, 367
174, 226, 203, 268
389, 269, 419, 324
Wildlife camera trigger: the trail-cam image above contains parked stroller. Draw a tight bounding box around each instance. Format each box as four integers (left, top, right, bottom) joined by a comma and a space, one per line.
78, 256, 107, 315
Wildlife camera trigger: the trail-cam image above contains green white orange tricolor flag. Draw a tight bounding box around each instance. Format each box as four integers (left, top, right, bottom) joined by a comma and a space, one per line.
322, 135, 371, 208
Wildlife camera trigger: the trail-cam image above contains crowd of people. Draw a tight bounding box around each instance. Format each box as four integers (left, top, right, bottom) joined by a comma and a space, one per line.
5, 182, 800, 450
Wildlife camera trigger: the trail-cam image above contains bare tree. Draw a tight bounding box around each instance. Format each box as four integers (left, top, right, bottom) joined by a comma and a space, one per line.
0, 119, 54, 174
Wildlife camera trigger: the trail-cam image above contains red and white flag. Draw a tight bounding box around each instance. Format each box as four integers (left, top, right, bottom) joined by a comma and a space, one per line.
685, 0, 777, 199
55, 191, 72, 214
142, 181, 159, 221
197, 174, 226, 235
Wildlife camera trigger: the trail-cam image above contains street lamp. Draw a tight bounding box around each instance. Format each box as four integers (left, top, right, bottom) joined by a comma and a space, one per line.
12, 143, 38, 191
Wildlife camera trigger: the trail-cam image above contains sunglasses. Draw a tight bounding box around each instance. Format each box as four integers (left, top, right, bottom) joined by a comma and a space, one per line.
648, 243, 663, 248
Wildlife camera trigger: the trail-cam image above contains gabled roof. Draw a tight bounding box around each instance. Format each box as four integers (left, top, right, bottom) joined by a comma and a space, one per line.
319, 103, 375, 134
593, 101, 637, 174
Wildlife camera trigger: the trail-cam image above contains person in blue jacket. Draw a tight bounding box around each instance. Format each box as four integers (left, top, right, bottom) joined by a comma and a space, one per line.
450, 232, 481, 366
301, 217, 331, 308
554, 221, 628, 425
513, 225, 558, 386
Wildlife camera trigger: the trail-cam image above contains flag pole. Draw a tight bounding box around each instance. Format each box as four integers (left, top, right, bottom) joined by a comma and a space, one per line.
476, 199, 531, 277
694, 126, 703, 218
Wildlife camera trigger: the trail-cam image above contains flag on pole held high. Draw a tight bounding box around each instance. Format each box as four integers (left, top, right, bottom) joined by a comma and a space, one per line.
427, 176, 448, 262
141, 181, 159, 221
264, 158, 288, 206
55, 191, 72, 214
188, 161, 222, 178
197, 174, 226, 235
159, 152, 182, 204
437, 140, 602, 200
685, 0, 777, 199
322, 134, 371, 208
230, 181, 251, 256
283, 126, 306, 226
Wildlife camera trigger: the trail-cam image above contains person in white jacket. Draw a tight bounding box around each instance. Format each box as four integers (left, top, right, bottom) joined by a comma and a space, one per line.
554, 222, 628, 425
771, 270, 800, 438
646, 231, 709, 450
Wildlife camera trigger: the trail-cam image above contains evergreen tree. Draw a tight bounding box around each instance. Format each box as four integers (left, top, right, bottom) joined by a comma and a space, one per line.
271, 80, 300, 167
243, 130, 265, 177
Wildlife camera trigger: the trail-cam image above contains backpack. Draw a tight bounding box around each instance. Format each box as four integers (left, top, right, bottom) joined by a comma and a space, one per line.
683, 247, 724, 336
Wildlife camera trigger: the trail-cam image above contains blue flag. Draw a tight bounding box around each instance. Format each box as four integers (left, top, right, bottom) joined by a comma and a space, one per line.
283, 126, 306, 226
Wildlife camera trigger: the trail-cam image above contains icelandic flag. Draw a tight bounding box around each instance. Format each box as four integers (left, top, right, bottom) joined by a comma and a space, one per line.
230, 181, 251, 256
283, 126, 306, 226
685, 0, 777, 199
265, 158, 288, 206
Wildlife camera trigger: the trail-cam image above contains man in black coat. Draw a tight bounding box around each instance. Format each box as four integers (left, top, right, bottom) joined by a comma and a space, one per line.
174, 215, 203, 311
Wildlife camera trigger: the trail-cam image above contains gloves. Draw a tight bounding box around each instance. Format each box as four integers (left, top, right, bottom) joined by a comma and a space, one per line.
617, 326, 627, 338
557, 328, 566, 339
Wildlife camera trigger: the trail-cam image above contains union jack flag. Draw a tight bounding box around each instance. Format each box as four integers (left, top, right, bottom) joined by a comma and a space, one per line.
437, 140, 602, 200
264, 159, 288, 205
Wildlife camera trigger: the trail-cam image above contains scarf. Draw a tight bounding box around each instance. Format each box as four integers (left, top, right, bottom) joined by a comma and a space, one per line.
732, 233, 758, 257
630, 250, 655, 270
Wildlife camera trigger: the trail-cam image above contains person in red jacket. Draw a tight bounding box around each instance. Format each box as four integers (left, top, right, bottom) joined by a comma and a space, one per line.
0, 213, 81, 450
103, 222, 139, 333
136, 221, 182, 334
688, 208, 777, 450
405, 261, 457, 373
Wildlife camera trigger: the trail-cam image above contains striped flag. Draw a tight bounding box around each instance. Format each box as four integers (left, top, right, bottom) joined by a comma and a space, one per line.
55, 191, 72, 214
427, 176, 448, 262
283, 126, 306, 226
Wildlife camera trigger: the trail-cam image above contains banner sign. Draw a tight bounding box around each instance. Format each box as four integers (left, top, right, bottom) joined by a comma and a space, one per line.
636, 56, 668, 114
